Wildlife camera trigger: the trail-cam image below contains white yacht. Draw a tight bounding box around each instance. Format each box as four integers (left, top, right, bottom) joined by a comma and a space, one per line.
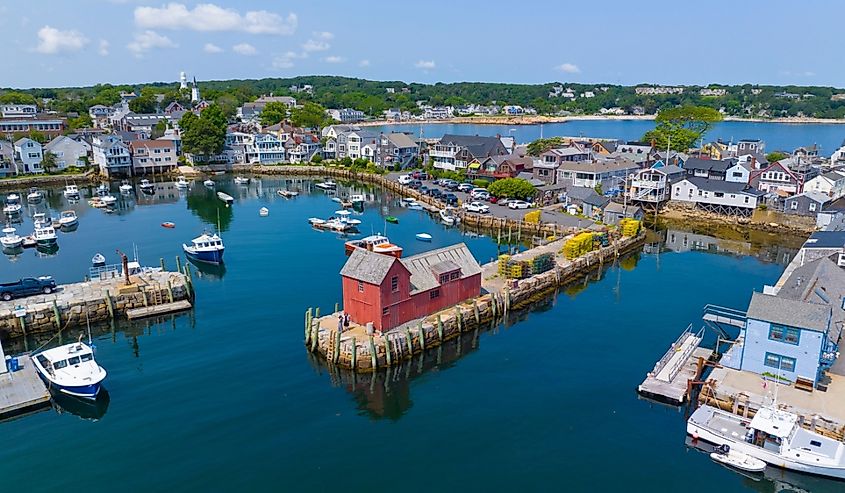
175, 176, 189, 189
33, 340, 107, 400
119, 181, 133, 194
26, 187, 43, 202
234, 176, 250, 185
3, 203, 21, 215
688, 404, 845, 479
63, 184, 80, 198
139, 179, 155, 194
33, 223, 58, 246
58, 210, 79, 228
1, 226, 23, 249
315, 180, 337, 190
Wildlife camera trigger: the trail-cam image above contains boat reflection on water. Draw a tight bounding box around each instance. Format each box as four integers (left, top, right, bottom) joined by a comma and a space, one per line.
35, 243, 59, 257
684, 436, 841, 493
52, 389, 110, 421
187, 257, 226, 280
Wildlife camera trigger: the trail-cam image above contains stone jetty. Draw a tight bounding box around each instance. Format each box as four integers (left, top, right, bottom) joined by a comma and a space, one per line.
0, 271, 192, 339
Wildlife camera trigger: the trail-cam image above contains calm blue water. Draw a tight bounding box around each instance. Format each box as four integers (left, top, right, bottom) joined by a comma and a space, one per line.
371, 120, 845, 153
0, 178, 836, 492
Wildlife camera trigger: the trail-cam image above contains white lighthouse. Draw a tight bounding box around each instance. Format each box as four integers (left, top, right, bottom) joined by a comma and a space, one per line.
191, 77, 200, 103
179, 71, 188, 90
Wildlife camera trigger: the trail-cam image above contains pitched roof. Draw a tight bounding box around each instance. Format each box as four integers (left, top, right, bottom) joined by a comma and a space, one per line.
604, 201, 642, 215
684, 157, 732, 172
684, 176, 764, 195
747, 291, 831, 332
775, 256, 845, 341
439, 134, 505, 159
806, 231, 845, 249
400, 243, 482, 294
340, 248, 399, 285
386, 132, 416, 148
790, 191, 831, 204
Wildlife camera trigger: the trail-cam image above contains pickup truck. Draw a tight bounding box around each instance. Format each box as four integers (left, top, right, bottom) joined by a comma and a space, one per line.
0, 277, 57, 301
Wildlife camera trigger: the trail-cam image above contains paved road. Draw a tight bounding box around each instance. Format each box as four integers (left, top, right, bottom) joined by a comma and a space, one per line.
386, 172, 597, 229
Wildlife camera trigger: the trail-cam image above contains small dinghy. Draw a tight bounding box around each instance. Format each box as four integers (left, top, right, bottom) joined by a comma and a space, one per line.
415, 233, 432, 242
234, 176, 251, 185
710, 445, 766, 473
217, 192, 234, 205
385, 216, 399, 224
259, 207, 269, 217
161, 222, 176, 229
203, 179, 215, 188
92, 253, 106, 268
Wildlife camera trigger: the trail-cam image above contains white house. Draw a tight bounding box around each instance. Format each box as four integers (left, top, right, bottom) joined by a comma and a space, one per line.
92, 135, 132, 177
556, 160, 639, 190
326, 108, 365, 123
725, 160, 751, 184
129, 139, 178, 174
804, 171, 845, 199
1, 104, 37, 118
244, 133, 285, 164
13, 137, 43, 173
44, 135, 89, 170
671, 176, 763, 216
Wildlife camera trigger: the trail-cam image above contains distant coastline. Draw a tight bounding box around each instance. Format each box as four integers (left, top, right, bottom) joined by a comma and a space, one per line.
359, 114, 845, 127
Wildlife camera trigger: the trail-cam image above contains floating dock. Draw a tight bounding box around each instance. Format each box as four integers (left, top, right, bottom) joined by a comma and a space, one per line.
126, 300, 193, 320
0, 356, 51, 419
638, 327, 710, 405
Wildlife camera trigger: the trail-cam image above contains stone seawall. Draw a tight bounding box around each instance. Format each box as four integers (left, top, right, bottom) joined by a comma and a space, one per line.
0, 169, 97, 192
0, 271, 191, 340
306, 233, 645, 372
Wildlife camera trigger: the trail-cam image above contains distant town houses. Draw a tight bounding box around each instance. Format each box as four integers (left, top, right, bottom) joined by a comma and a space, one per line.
326, 108, 365, 123
0, 104, 37, 118
429, 134, 508, 171
635, 86, 684, 95
13, 137, 43, 174
237, 95, 297, 122
128, 139, 178, 174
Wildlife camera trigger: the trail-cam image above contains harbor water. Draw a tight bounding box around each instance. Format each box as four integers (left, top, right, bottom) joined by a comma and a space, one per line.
0, 177, 839, 492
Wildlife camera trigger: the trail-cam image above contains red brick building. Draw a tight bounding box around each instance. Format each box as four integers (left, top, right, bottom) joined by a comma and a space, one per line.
340, 243, 482, 331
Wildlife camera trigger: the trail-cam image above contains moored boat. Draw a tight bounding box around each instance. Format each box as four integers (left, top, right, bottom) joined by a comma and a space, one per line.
33, 223, 58, 246
58, 210, 78, 228
183, 232, 225, 264
385, 216, 399, 224
277, 189, 299, 198
119, 181, 133, 194
315, 180, 337, 190
259, 207, 269, 217
1, 227, 23, 249
175, 176, 189, 188
217, 192, 234, 205
415, 233, 433, 242
92, 253, 106, 267
99, 194, 117, 206
33, 340, 107, 400
139, 179, 155, 194
203, 179, 215, 188
6, 193, 20, 203
439, 207, 461, 225
26, 187, 43, 202
710, 444, 766, 473
161, 222, 176, 229
3, 203, 21, 215
688, 404, 845, 479
344, 235, 403, 257
64, 184, 80, 198
234, 176, 251, 185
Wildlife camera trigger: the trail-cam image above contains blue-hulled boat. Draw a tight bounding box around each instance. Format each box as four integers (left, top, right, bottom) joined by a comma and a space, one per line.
33, 341, 107, 400
183, 232, 225, 264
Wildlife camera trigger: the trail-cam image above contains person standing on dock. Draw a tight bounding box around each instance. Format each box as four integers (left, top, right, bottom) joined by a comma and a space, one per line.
343, 313, 350, 329
337, 314, 344, 334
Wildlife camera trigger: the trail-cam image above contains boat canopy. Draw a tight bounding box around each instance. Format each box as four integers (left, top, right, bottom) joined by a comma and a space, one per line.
191, 233, 223, 247
749, 407, 798, 438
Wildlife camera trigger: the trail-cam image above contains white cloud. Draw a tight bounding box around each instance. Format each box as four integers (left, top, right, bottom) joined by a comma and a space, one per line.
359, 59, 370, 67
232, 43, 257, 55
204, 43, 223, 53
313, 31, 333, 40
272, 51, 303, 69
98, 39, 110, 56
134, 3, 297, 35
34, 26, 89, 54
415, 60, 436, 70
323, 55, 344, 63
555, 63, 580, 74
302, 39, 329, 53
127, 30, 177, 57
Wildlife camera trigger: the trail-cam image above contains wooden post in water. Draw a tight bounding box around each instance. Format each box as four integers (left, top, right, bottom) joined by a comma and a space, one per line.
437, 315, 444, 342
160, 257, 165, 271
473, 299, 480, 325
304, 308, 312, 344
104, 290, 115, 319
334, 302, 339, 314
384, 334, 392, 367
455, 307, 462, 332
175, 256, 182, 275
166, 280, 174, 303
404, 328, 413, 358
351, 337, 357, 370
369, 336, 377, 370
52, 300, 61, 330
418, 321, 425, 352
334, 329, 341, 364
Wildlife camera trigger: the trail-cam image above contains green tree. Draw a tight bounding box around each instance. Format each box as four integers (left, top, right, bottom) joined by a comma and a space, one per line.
259, 102, 289, 126
642, 105, 723, 151
526, 137, 567, 156
129, 95, 157, 113
0, 91, 37, 105
290, 102, 330, 129
216, 94, 239, 120
181, 109, 225, 157
151, 120, 168, 139
41, 151, 58, 173
488, 178, 535, 199
68, 113, 93, 131
766, 151, 788, 162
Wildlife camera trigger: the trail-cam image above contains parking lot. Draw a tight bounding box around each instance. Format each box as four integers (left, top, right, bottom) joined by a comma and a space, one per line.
386, 172, 598, 229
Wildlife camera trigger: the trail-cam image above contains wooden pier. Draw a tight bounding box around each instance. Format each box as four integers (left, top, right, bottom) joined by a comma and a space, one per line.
126, 300, 193, 320
0, 356, 51, 418
638, 328, 709, 405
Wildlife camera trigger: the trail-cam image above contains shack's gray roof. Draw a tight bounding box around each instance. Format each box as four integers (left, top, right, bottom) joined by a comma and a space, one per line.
439, 134, 505, 159
340, 243, 481, 294
340, 248, 398, 285
604, 201, 642, 215
806, 231, 845, 249
775, 256, 845, 341
747, 291, 831, 332
401, 243, 482, 294
684, 176, 764, 196
684, 157, 732, 172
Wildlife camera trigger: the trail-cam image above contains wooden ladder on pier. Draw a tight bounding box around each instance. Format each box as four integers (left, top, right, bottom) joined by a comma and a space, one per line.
143, 285, 165, 306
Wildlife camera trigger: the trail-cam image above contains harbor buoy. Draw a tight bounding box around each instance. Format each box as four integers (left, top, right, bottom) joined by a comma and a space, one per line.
161, 222, 176, 229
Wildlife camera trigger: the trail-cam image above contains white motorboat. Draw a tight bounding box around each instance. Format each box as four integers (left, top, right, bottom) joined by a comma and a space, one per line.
710, 445, 766, 473
92, 253, 106, 267
234, 176, 250, 185
99, 194, 117, 206
33, 223, 58, 246
32, 212, 48, 227
58, 210, 78, 228
6, 193, 20, 203
183, 232, 225, 264
308, 218, 326, 226
1, 227, 23, 249
139, 179, 155, 194
277, 190, 299, 198
33, 340, 107, 400
350, 194, 366, 205
345, 235, 403, 258
415, 233, 433, 242
96, 183, 109, 194
26, 187, 43, 202
334, 210, 361, 225
3, 203, 21, 215
402, 198, 423, 211
688, 404, 845, 479
175, 176, 189, 189
259, 207, 269, 217
439, 208, 460, 225
315, 180, 337, 190
63, 184, 80, 198
217, 192, 234, 205
203, 179, 215, 188
119, 181, 133, 194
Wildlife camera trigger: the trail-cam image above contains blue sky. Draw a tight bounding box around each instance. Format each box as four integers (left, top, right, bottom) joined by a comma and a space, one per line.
1, 0, 839, 89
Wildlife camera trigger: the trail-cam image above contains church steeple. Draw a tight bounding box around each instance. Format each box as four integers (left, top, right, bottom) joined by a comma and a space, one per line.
191, 76, 200, 103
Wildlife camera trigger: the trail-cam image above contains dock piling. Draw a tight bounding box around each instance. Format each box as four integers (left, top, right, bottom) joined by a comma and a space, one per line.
160, 257, 165, 271
175, 256, 182, 275
404, 328, 413, 357
52, 300, 61, 330
384, 334, 392, 367
437, 315, 444, 342
351, 337, 357, 369
418, 321, 425, 352
369, 336, 377, 370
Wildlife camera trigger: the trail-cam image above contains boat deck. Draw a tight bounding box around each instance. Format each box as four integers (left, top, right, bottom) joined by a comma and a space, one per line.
0, 356, 51, 418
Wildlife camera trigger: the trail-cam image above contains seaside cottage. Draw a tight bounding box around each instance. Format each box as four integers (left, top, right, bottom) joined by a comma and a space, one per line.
671, 177, 763, 216
783, 191, 831, 217
340, 244, 482, 332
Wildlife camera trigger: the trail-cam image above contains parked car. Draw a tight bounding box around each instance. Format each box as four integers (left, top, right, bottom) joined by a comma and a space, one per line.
398, 174, 413, 185
443, 193, 458, 206
429, 189, 443, 199
457, 183, 474, 193
462, 201, 490, 214
474, 191, 491, 201
470, 187, 488, 196
441, 179, 458, 190
408, 180, 422, 189
508, 200, 533, 210
0, 276, 57, 301
419, 185, 429, 194
489, 196, 499, 204
496, 198, 512, 207
411, 171, 430, 180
